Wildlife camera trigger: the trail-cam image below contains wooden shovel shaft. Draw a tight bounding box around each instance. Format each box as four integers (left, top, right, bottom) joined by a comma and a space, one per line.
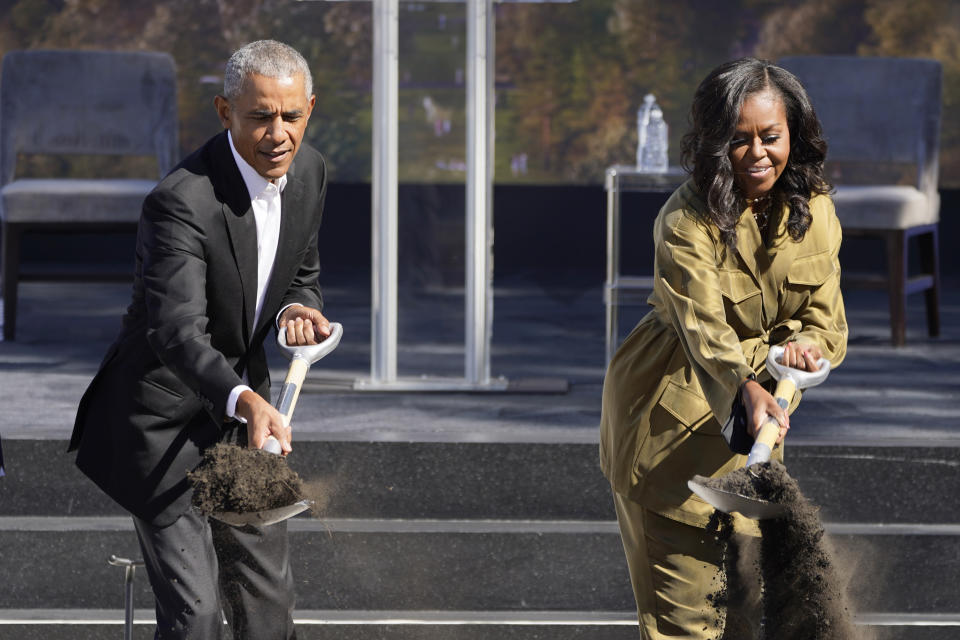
747, 376, 797, 465
262, 352, 315, 453
276, 355, 310, 427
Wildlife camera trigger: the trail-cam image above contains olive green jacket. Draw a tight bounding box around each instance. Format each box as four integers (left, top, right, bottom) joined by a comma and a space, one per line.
599, 180, 847, 527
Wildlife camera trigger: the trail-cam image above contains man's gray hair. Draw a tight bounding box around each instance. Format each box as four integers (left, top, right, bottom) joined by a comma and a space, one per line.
223, 40, 313, 101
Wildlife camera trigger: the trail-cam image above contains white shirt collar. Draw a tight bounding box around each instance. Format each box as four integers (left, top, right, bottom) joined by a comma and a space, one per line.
227, 130, 287, 200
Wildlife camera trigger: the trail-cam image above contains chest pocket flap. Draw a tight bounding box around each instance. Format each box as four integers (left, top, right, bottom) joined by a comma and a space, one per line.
787, 251, 837, 287
658, 380, 713, 429
719, 270, 760, 303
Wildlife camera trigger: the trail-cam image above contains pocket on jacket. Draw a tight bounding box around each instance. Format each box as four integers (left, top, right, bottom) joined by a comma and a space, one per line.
786, 251, 836, 287
134, 373, 188, 421
719, 270, 761, 303
657, 381, 718, 434
719, 269, 762, 333
629, 380, 725, 504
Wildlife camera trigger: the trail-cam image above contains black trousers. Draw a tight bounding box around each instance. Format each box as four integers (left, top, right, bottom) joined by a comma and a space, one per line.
133, 509, 296, 640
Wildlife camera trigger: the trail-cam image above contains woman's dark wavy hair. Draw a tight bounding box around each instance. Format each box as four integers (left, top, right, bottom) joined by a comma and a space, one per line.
680, 58, 831, 248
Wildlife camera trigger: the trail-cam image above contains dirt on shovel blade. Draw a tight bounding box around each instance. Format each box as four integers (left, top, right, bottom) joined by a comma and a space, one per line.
189, 443, 305, 515
705, 461, 865, 640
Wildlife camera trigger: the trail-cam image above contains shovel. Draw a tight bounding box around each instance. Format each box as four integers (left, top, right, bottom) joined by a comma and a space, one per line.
212, 322, 343, 527
687, 344, 830, 519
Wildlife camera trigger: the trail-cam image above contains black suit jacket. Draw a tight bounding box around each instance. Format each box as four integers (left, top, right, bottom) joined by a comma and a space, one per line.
69, 131, 327, 526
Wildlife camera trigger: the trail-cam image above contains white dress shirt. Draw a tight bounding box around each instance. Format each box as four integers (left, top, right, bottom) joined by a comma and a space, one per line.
224, 130, 289, 420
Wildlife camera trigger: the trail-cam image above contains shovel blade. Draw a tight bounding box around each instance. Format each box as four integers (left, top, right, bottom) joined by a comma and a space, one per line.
211, 499, 313, 527
688, 476, 787, 520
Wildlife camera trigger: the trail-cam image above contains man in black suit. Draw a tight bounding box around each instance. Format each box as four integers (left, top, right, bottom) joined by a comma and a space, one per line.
69, 40, 331, 639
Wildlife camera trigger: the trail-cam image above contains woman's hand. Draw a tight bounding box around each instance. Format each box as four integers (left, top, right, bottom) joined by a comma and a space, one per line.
741, 379, 790, 444
779, 341, 822, 371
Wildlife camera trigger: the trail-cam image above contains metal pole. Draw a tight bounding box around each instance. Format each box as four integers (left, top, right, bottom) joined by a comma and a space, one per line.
370, 0, 399, 383
465, 0, 495, 385
605, 168, 620, 365
109, 555, 143, 640
123, 564, 136, 640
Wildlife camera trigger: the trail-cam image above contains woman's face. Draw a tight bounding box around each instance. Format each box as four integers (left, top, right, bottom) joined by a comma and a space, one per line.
728, 88, 791, 200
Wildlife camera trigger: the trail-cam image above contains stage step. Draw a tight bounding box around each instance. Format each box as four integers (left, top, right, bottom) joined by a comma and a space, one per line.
1, 516, 958, 615
2, 438, 958, 637
4, 440, 959, 524
1, 609, 957, 640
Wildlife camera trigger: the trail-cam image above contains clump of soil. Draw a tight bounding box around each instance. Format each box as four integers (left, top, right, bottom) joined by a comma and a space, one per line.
705, 461, 863, 640
189, 443, 305, 514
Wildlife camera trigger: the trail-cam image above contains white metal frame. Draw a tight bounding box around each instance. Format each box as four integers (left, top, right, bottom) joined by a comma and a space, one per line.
356, 0, 505, 391
369, 0, 400, 384
306, 0, 573, 392
603, 165, 685, 364
464, 0, 496, 387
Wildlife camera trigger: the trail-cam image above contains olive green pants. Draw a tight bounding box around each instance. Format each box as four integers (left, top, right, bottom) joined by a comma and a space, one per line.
612, 491, 759, 639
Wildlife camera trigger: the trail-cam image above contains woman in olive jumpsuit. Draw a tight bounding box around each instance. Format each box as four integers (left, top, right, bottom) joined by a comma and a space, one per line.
599, 58, 848, 638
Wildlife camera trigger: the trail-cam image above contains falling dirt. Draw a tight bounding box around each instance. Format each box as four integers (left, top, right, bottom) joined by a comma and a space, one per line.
707, 510, 762, 639
189, 443, 306, 515
705, 461, 865, 640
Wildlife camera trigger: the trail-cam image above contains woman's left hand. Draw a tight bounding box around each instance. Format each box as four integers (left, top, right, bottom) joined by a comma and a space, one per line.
779, 341, 822, 371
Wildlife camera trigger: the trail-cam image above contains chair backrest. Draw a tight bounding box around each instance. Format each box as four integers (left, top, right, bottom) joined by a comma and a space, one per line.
0, 50, 179, 185
778, 55, 941, 196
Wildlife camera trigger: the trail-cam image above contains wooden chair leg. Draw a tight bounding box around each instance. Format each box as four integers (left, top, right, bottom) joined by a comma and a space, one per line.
885, 229, 907, 347
1, 223, 22, 341
918, 225, 940, 338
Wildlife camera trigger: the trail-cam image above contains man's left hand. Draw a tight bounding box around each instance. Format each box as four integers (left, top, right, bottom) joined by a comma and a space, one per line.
279, 306, 331, 346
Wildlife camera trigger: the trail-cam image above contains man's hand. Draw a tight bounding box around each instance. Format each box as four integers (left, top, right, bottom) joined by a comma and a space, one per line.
234, 389, 292, 454
741, 379, 790, 444
279, 305, 331, 346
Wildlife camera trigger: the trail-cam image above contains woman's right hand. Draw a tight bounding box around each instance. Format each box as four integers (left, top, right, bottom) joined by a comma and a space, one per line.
779, 341, 822, 371
741, 379, 790, 444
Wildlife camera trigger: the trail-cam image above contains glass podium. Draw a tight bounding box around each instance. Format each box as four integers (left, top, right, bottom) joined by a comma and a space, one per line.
604, 164, 686, 364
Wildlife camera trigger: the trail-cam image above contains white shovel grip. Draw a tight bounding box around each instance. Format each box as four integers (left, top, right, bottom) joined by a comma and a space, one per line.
262, 437, 283, 455
766, 345, 831, 388
260, 323, 343, 456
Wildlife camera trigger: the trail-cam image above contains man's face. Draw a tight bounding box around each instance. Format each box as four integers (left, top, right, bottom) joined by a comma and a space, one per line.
215, 73, 315, 181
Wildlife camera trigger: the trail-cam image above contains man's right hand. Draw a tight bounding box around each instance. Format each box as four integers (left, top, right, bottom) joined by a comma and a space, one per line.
234, 389, 292, 454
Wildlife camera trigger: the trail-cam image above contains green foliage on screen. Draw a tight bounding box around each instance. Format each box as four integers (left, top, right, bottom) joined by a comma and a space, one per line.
0, 0, 957, 186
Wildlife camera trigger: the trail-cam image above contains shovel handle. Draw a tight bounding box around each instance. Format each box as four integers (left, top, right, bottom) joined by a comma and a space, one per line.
277, 355, 310, 427
262, 325, 343, 455
745, 376, 797, 466
261, 355, 310, 455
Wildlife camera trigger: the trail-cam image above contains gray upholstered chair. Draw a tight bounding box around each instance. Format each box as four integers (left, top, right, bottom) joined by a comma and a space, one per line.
1, 50, 178, 340
779, 56, 941, 346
